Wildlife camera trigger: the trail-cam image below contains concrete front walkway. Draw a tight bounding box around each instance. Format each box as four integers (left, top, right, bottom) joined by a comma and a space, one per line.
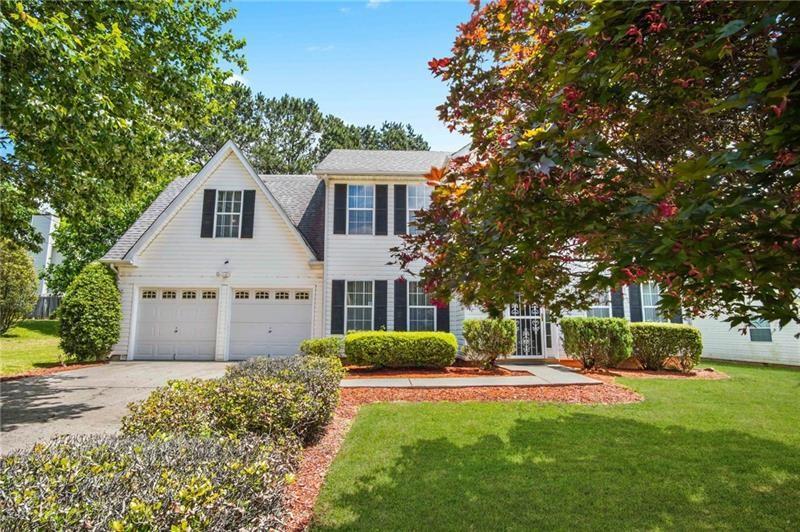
340, 363, 600, 388
1, 361, 230, 455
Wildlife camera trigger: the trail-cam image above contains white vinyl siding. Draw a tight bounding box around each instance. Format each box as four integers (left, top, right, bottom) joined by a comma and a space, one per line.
641, 282, 667, 322
346, 281, 373, 331
407, 184, 431, 235
347, 184, 374, 234
586, 290, 612, 318
214, 190, 243, 238
408, 280, 435, 331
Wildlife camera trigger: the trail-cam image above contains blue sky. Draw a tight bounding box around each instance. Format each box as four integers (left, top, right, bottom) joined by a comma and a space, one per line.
226, 1, 472, 151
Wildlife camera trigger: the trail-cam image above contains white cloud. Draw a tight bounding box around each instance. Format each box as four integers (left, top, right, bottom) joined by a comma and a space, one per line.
224, 73, 249, 86
339, 7, 351, 14
366, 0, 389, 9
306, 44, 335, 53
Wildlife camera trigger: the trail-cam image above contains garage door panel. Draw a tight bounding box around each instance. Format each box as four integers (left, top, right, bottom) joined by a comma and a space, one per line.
229, 290, 312, 360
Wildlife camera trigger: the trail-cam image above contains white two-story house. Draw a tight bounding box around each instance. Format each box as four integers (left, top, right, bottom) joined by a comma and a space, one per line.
101, 141, 799, 366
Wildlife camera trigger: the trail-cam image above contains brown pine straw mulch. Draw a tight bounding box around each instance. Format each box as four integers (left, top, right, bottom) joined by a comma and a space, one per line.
0, 360, 108, 382
283, 379, 642, 531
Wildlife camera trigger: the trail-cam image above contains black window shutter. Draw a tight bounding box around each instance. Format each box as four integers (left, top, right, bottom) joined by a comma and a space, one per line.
333, 184, 347, 234
331, 280, 345, 334
436, 302, 450, 332
628, 284, 643, 322
375, 185, 388, 235
201, 189, 216, 238
240, 190, 255, 238
611, 289, 625, 318
393, 279, 407, 331
394, 184, 407, 235
374, 280, 387, 330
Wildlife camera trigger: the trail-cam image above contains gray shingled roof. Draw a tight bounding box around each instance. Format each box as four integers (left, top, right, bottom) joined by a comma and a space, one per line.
314, 149, 450, 175
101, 174, 325, 262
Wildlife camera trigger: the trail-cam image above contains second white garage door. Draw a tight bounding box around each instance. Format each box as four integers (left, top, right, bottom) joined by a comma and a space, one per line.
230, 289, 312, 359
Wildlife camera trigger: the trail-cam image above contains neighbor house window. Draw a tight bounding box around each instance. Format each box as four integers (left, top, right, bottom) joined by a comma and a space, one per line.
347, 184, 374, 234
587, 290, 612, 318
408, 281, 436, 331
640, 282, 667, 322
215, 190, 242, 238
407, 184, 431, 235
749, 319, 773, 342
346, 281, 373, 331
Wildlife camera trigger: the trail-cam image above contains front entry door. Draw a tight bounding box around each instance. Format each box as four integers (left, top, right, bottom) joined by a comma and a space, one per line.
508, 296, 544, 357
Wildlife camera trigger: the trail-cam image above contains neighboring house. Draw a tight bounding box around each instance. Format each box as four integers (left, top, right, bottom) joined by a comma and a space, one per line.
101, 141, 800, 366
29, 213, 63, 296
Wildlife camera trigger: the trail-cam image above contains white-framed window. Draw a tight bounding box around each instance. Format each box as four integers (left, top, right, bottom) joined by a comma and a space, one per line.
749, 319, 773, 342
587, 290, 612, 318
408, 281, 436, 331
295, 291, 310, 300
275, 291, 289, 300
255, 291, 269, 300
235, 290, 249, 299
142, 290, 157, 299
347, 184, 374, 234
407, 184, 431, 235
215, 190, 243, 238
202, 290, 217, 300
640, 282, 667, 322
346, 281, 373, 331
162, 290, 176, 300
182, 290, 196, 300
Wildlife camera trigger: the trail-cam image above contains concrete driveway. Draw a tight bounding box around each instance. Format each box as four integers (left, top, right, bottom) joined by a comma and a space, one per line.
1, 361, 231, 455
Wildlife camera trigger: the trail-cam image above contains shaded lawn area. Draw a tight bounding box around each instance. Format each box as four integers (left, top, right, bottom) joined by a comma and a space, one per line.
314, 363, 800, 531
0, 320, 66, 377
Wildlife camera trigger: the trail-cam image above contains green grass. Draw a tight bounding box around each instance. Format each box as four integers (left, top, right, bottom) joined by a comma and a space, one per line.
314, 363, 800, 531
0, 320, 66, 377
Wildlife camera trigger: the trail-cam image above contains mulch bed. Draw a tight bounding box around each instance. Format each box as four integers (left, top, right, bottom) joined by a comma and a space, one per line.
588, 367, 729, 380
0, 360, 108, 382
283, 380, 641, 530
343, 365, 529, 379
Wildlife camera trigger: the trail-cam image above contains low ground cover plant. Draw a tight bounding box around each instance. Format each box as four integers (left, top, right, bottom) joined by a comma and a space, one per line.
560, 317, 632, 369
300, 336, 344, 358
345, 331, 457, 368
58, 262, 121, 360
0, 434, 297, 531
462, 318, 517, 368
631, 323, 703, 372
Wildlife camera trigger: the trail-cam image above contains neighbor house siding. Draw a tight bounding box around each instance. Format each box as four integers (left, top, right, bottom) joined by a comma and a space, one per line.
111, 153, 323, 358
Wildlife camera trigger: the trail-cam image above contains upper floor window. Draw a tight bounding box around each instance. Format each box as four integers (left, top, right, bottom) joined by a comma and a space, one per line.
641, 282, 667, 322
408, 281, 436, 331
346, 281, 373, 331
347, 184, 374, 234
749, 319, 773, 342
407, 184, 431, 235
215, 190, 242, 238
587, 290, 612, 318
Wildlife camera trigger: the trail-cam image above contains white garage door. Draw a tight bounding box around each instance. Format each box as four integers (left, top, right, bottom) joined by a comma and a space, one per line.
230, 289, 312, 359
134, 288, 218, 360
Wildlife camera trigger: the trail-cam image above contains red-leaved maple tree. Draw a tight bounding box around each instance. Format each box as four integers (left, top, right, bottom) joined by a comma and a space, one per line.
395, 0, 800, 328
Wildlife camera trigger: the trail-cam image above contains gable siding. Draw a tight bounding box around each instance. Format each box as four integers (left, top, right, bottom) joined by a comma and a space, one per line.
111, 153, 323, 358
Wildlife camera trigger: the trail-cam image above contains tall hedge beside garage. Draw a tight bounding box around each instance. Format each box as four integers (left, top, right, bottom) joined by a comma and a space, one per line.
59, 262, 121, 360
345, 331, 457, 368
560, 317, 632, 369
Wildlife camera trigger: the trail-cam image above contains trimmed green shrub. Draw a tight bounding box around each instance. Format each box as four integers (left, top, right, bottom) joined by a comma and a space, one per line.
226, 355, 345, 440
121, 375, 316, 442
631, 322, 703, 372
345, 331, 457, 368
0, 239, 38, 335
59, 262, 121, 360
300, 336, 344, 358
462, 318, 517, 368
560, 317, 633, 369
0, 434, 297, 531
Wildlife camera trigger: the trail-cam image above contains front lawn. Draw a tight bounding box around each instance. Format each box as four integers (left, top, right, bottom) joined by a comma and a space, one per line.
0, 320, 65, 377
314, 363, 800, 530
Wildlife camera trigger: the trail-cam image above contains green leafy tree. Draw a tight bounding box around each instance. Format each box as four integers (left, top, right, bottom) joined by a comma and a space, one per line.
1, 0, 245, 251
251, 95, 325, 174
0, 239, 38, 334
59, 262, 121, 360
398, 1, 800, 328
